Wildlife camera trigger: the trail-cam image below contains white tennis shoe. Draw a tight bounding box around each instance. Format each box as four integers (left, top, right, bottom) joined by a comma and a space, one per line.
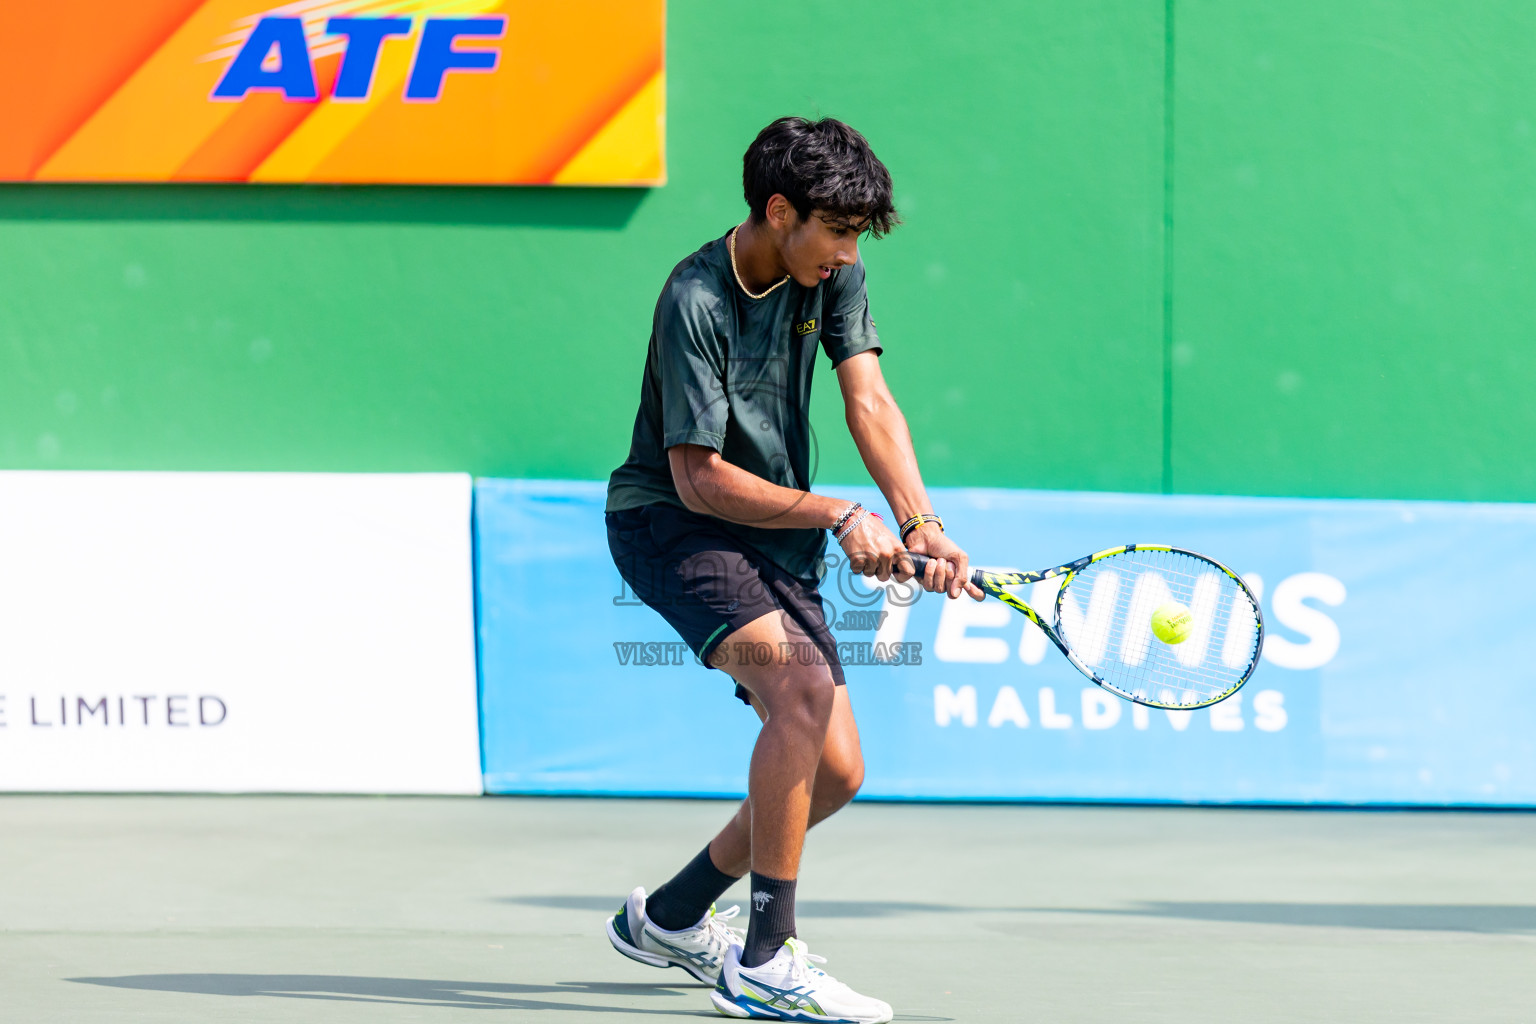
710, 937, 893, 1023
605, 886, 743, 984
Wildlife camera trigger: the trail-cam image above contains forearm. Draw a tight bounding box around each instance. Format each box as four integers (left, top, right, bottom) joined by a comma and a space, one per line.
669, 445, 849, 530
848, 396, 979, 595
845, 393, 935, 527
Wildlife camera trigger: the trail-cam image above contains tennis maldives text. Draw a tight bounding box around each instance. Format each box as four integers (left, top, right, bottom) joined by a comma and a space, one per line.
0, 695, 227, 728
882, 570, 1345, 734
877, 571, 1345, 671
931, 684, 1289, 732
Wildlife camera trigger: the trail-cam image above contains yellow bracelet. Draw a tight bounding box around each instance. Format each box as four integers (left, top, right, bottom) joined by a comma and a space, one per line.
900, 514, 944, 543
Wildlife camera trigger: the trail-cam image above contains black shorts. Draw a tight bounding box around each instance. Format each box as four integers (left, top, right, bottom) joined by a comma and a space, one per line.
607, 504, 846, 706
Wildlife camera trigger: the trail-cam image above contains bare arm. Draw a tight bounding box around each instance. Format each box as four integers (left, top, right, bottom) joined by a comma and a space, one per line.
835, 350, 982, 599
668, 445, 846, 530
666, 445, 916, 583
835, 350, 934, 526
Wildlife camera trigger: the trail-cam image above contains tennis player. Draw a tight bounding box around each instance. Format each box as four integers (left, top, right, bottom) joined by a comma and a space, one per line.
603, 116, 981, 1023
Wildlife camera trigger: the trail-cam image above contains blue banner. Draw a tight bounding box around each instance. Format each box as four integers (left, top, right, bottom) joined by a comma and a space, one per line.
476, 479, 1536, 806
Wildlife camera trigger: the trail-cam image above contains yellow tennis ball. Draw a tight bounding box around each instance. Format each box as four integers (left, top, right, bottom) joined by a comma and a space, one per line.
1151, 602, 1193, 644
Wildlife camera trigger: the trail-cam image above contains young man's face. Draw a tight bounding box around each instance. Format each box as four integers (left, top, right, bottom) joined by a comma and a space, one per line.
776, 205, 867, 287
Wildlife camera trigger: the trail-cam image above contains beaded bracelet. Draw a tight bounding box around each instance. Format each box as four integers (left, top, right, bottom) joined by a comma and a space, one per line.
900, 513, 945, 543
831, 501, 862, 534
835, 507, 871, 543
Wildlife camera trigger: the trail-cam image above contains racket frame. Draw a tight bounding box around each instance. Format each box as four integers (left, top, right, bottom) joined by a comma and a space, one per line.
912, 544, 1264, 710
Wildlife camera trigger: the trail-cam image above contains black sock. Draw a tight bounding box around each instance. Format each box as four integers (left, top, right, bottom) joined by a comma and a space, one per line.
741, 872, 797, 968
645, 846, 741, 932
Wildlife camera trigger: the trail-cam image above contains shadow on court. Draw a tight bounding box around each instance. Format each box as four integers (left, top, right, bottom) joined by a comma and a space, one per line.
503, 895, 1536, 933
1086, 902, 1536, 934
68, 975, 954, 1021
501, 895, 974, 918
68, 975, 711, 1015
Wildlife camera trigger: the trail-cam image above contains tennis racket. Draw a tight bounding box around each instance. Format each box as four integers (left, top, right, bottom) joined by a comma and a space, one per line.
906, 545, 1263, 710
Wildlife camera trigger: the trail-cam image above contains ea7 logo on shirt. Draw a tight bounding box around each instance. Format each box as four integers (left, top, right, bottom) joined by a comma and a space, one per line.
794, 319, 818, 336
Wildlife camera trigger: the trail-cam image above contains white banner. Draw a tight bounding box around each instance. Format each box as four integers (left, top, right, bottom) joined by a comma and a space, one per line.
0, 472, 480, 793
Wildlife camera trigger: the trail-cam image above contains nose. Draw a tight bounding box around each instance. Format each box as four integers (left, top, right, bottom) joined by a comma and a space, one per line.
838, 241, 858, 266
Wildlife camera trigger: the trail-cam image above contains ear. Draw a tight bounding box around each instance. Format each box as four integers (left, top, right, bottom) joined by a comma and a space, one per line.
764, 193, 796, 230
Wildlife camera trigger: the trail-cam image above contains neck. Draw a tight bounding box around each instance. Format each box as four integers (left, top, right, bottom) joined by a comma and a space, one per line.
732, 219, 788, 294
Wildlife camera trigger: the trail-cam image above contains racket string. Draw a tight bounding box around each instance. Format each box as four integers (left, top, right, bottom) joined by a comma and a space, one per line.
1050, 549, 1260, 707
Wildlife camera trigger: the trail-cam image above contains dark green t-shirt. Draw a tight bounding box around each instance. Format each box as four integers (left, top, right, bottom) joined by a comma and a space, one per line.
606, 230, 882, 580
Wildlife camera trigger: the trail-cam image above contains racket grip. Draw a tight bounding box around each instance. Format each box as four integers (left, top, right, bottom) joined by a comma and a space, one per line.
904, 552, 981, 587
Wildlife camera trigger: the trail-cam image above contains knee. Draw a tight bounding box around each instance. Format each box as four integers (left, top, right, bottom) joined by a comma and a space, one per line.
817, 744, 865, 812
766, 671, 837, 733
827, 759, 864, 809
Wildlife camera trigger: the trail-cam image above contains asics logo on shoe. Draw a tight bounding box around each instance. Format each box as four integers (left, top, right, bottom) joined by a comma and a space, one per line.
752, 890, 774, 911
741, 980, 825, 1016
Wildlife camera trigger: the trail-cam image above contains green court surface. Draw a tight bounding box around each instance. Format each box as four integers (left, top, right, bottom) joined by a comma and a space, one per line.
1, 796, 1531, 1022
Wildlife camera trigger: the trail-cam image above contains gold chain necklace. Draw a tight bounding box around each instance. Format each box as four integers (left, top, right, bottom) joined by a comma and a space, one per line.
728, 226, 790, 300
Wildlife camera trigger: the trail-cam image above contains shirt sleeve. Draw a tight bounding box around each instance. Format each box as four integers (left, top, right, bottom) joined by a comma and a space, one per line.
820, 257, 882, 367
657, 279, 730, 452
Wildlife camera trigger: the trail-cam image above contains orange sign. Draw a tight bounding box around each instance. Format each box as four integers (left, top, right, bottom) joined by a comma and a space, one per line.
0, 1, 665, 185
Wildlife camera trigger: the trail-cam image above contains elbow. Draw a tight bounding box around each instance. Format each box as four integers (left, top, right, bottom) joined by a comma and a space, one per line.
845, 391, 898, 432
669, 445, 718, 514
676, 484, 710, 516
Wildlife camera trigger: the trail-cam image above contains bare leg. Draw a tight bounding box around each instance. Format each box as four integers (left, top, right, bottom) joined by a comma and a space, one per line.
703, 623, 865, 879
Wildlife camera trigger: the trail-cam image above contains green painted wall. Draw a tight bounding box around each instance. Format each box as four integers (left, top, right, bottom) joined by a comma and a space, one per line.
1, 1, 1531, 502
1172, 1, 1536, 501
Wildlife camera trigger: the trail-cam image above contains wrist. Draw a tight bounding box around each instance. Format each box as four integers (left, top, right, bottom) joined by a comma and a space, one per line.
835, 505, 872, 543
900, 513, 945, 545
905, 521, 943, 546
828, 499, 862, 534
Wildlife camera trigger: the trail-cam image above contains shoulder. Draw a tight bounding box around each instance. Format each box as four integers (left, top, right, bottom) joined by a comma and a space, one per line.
658, 236, 732, 327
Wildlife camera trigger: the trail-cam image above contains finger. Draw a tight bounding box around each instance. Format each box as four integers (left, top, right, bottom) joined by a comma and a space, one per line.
966, 581, 986, 600
875, 548, 893, 582
923, 552, 941, 592
951, 554, 970, 599
894, 549, 916, 581
916, 553, 930, 591
860, 544, 878, 576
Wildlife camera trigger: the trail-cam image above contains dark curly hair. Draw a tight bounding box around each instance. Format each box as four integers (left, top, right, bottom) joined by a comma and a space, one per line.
742, 117, 899, 238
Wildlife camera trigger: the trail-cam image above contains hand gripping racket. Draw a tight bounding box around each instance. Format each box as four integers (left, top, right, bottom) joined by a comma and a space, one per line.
907, 545, 1263, 709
